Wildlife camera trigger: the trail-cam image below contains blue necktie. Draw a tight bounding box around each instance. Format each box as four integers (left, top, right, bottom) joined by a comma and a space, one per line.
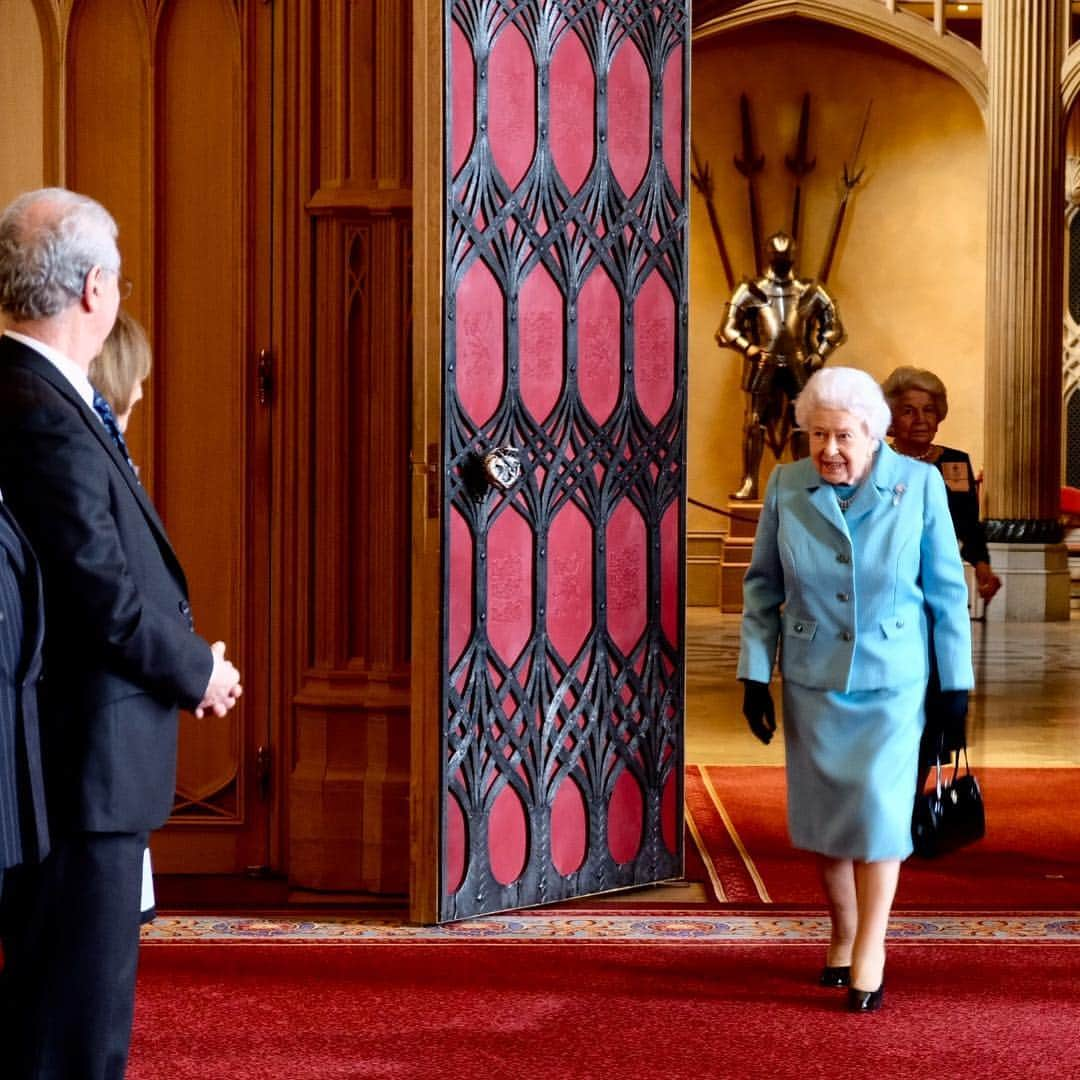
92, 390, 137, 474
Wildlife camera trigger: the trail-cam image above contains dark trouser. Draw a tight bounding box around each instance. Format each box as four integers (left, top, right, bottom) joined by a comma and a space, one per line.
1, 831, 146, 1080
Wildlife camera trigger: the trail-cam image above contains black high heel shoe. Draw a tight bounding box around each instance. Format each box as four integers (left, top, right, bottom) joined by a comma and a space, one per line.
819, 965, 851, 988
847, 984, 884, 1012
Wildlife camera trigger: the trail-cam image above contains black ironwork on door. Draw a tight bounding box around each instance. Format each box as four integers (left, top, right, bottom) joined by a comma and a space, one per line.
441, 0, 688, 921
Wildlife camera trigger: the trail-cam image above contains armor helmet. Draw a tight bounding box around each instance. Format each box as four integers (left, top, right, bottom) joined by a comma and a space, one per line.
766, 231, 795, 277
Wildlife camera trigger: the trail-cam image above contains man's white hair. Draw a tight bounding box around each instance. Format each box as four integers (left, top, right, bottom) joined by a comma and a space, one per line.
0, 187, 119, 321
794, 366, 891, 443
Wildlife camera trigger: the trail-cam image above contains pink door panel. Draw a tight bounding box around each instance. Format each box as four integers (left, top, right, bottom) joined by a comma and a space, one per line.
441, 0, 688, 921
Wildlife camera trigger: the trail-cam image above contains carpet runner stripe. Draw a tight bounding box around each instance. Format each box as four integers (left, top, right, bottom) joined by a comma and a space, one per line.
140, 912, 1080, 943
684, 801, 727, 902
683, 764, 763, 903
697, 763, 772, 903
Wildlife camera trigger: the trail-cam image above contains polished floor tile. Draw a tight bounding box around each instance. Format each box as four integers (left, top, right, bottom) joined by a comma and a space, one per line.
687, 608, 1080, 767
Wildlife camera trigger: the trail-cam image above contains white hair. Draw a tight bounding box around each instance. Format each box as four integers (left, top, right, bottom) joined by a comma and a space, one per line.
0, 187, 119, 321
794, 366, 891, 442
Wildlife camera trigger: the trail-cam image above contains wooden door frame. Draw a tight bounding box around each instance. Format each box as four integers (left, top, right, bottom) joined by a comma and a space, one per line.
409, 0, 444, 925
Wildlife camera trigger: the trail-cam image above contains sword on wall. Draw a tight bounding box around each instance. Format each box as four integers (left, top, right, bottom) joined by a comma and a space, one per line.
785, 93, 815, 249
691, 142, 735, 291
734, 93, 765, 274
818, 99, 872, 285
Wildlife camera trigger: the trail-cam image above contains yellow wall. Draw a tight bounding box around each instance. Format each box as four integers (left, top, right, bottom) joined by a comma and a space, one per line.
0, 0, 45, 207
689, 19, 987, 533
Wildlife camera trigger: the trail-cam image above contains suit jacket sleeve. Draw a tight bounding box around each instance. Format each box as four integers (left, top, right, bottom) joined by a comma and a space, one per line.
921, 467, 974, 691
1, 393, 212, 709
737, 466, 784, 683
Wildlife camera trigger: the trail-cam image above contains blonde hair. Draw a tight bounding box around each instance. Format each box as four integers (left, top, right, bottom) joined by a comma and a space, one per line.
90, 309, 152, 416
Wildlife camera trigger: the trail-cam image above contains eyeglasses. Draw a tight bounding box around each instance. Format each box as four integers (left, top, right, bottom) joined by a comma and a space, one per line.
101, 267, 133, 300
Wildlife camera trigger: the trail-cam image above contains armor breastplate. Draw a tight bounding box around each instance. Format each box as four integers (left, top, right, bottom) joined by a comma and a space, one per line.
718, 269, 843, 364
749, 277, 806, 361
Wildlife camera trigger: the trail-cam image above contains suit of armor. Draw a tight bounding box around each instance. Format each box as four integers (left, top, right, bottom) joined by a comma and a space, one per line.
717, 233, 845, 500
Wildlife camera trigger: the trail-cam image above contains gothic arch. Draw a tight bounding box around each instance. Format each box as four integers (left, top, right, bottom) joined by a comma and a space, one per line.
1061, 41, 1080, 116
694, 0, 988, 117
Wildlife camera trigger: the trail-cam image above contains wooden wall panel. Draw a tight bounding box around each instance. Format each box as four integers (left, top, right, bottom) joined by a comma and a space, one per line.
288, 208, 412, 892
290, 703, 409, 889
339, 216, 411, 669
156, 0, 246, 839
3, 0, 416, 895
66, 0, 151, 469
286, 0, 414, 893
0, 0, 49, 207
309, 0, 411, 209
4, 0, 275, 881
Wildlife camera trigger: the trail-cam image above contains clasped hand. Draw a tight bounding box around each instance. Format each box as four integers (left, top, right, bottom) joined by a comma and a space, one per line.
742, 679, 776, 745
195, 640, 243, 718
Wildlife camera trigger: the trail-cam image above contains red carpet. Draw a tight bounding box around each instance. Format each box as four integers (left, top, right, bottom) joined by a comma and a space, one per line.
686, 765, 1080, 908
129, 940, 1080, 1079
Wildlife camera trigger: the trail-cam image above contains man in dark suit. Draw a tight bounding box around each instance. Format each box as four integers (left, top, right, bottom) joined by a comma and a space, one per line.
0, 188, 242, 1078
0, 496, 48, 912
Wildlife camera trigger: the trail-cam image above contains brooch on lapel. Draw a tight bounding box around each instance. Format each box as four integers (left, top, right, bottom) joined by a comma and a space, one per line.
892, 483, 906, 507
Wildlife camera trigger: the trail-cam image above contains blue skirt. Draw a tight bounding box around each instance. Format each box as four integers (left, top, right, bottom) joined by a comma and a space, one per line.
782, 679, 924, 861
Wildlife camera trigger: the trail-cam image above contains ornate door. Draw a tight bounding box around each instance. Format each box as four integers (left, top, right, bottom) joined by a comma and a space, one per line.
436, 0, 689, 921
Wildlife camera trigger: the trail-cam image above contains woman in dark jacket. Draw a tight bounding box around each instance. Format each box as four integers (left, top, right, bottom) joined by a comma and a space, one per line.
881, 366, 1000, 604
882, 366, 995, 777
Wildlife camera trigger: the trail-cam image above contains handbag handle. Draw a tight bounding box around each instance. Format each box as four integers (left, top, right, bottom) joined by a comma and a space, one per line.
937, 743, 974, 792
928, 738, 972, 799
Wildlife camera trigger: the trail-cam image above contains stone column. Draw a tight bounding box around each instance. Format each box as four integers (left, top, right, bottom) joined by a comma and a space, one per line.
982, 0, 1071, 620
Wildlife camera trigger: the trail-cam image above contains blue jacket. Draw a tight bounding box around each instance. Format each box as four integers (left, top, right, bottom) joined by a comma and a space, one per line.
738, 442, 974, 693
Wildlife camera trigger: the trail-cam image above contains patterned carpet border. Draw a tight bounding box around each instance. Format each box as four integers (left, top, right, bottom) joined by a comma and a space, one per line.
141, 912, 1080, 944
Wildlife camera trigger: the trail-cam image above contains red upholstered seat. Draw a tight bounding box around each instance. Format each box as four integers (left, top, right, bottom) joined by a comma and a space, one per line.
1062, 485, 1080, 517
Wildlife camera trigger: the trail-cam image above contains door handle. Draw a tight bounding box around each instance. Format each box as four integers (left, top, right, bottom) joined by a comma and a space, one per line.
482, 446, 522, 491
256, 348, 274, 406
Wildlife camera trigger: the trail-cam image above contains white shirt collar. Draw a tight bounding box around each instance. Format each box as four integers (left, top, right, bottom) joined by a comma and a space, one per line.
3, 329, 97, 413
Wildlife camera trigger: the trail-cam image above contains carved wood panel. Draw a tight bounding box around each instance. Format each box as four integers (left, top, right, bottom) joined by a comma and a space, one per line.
283, 0, 415, 893
289, 207, 413, 892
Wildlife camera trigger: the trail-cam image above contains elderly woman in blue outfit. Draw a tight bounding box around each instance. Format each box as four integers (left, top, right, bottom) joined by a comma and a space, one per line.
737, 367, 973, 1013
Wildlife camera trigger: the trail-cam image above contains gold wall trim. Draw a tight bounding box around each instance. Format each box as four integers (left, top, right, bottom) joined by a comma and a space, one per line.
694, 0, 987, 116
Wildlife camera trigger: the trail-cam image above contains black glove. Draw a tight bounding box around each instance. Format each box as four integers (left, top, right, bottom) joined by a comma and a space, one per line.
742, 680, 776, 745
935, 689, 969, 752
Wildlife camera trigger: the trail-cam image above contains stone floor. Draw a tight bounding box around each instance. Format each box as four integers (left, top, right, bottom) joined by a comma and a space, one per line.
686, 608, 1080, 767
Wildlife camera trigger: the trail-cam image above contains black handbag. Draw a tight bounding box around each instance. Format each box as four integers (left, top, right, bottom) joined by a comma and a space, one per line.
911, 747, 985, 858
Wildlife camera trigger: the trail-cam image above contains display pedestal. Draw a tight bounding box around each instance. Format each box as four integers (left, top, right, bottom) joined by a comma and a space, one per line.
720, 501, 761, 613
985, 542, 1071, 621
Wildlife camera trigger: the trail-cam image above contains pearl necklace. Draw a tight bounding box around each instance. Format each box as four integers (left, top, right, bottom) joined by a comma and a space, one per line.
907, 444, 935, 461
836, 491, 857, 511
